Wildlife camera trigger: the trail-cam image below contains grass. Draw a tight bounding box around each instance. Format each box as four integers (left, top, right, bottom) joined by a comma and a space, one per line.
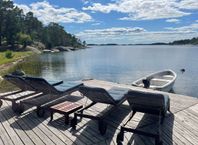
0, 51, 33, 65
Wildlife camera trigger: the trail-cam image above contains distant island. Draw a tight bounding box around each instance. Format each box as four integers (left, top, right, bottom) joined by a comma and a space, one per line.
88, 37, 198, 46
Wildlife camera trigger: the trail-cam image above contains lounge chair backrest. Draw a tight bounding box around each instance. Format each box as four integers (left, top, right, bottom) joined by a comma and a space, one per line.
125, 90, 165, 110
4, 74, 35, 91
24, 76, 59, 94
79, 86, 116, 105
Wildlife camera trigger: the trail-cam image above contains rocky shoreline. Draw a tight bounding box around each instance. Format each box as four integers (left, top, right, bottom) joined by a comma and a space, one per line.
43, 46, 87, 53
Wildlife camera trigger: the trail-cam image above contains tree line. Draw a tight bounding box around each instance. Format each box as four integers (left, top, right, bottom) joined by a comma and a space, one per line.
169, 37, 198, 45
0, 0, 85, 50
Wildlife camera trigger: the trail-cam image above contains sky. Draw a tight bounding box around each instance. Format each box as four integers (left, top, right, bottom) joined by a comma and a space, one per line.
10, 0, 198, 44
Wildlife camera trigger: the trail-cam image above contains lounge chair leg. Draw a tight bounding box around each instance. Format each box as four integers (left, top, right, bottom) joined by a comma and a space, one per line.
155, 137, 163, 145
50, 112, 54, 122
117, 128, 124, 144
79, 110, 83, 120
98, 119, 107, 135
17, 103, 25, 114
65, 114, 69, 125
71, 113, 77, 130
0, 100, 3, 108
12, 102, 19, 113
37, 107, 45, 117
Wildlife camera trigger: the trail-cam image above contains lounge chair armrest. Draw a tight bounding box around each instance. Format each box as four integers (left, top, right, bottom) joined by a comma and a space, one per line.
52, 81, 63, 86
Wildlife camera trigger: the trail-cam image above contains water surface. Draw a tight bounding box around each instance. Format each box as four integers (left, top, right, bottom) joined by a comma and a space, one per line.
4, 45, 198, 98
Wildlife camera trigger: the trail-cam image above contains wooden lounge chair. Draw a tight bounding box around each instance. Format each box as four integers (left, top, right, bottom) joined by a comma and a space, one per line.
20, 76, 83, 116
0, 74, 77, 113
70, 86, 128, 135
1, 74, 39, 112
116, 90, 170, 145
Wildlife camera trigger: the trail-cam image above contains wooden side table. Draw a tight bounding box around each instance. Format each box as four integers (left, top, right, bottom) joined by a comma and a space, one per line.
49, 101, 83, 125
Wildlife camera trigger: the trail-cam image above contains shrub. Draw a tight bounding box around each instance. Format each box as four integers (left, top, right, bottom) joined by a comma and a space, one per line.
5, 50, 13, 59
17, 33, 32, 48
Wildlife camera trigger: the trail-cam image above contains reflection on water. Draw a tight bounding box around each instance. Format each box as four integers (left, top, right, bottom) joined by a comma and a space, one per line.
1, 45, 198, 98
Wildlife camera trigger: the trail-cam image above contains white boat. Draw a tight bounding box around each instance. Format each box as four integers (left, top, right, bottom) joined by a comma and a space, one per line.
43, 49, 51, 53
51, 49, 60, 53
132, 70, 177, 92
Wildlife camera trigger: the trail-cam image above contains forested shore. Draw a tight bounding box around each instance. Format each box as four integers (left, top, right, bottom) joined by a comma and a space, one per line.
0, 0, 85, 51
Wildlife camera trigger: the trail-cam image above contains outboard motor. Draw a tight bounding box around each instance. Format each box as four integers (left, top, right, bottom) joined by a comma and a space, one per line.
142, 78, 150, 88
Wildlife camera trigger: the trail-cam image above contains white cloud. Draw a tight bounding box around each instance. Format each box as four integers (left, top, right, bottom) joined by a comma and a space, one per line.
83, 3, 116, 13
78, 27, 146, 36
76, 24, 198, 44
15, 4, 30, 14
16, 1, 92, 24
196, 20, 198, 23
166, 19, 180, 23
179, 0, 198, 10
166, 23, 198, 33
83, 0, 197, 20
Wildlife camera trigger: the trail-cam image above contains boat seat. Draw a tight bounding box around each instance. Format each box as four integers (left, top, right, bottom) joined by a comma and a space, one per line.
162, 75, 174, 80
151, 78, 170, 82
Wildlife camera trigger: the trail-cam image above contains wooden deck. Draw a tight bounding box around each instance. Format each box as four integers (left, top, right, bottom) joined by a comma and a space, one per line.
0, 79, 198, 145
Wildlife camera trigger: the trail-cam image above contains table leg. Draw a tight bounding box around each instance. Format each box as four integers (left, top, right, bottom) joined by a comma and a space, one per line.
50, 111, 54, 122
65, 114, 69, 125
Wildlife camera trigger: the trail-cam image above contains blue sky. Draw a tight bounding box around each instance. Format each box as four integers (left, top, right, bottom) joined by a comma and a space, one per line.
12, 0, 198, 44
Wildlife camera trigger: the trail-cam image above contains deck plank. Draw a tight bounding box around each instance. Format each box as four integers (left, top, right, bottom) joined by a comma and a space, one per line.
0, 108, 15, 145
1, 104, 35, 145
0, 106, 24, 145
0, 136, 4, 145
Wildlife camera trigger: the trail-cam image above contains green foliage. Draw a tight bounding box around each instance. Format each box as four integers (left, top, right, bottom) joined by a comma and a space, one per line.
0, 1, 84, 49
0, 51, 32, 65
23, 12, 43, 41
191, 38, 198, 44
17, 32, 32, 48
0, 1, 23, 46
41, 22, 82, 49
4, 50, 13, 59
